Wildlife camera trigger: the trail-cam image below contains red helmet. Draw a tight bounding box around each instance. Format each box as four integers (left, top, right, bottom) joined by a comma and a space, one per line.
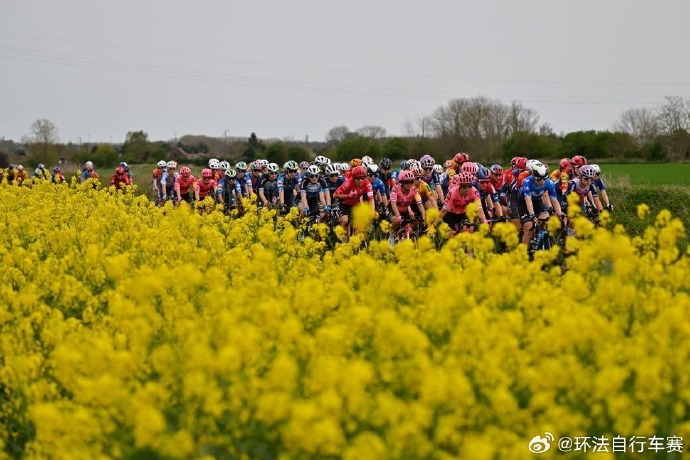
454, 152, 470, 165
351, 166, 367, 178
510, 157, 519, 168
559, 158, 571, 170
201, 168, 213, 178
398, 170, 415, 182
115, 166, 125, 175
180, 166, 191, 176
571, 155, 587, 166
515, 157, 528, 170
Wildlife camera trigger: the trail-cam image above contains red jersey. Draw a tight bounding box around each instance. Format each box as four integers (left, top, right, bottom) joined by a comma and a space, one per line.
195, 178, 218, 199
110, 174, 131, 189
175, 175, 196, 195
152, 168, 163, 181
335, 177, 374, 206
443, 186, 480, 214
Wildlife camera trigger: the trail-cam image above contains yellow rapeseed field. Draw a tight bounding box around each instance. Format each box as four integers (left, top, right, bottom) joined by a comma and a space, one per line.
0, 180, 688, 459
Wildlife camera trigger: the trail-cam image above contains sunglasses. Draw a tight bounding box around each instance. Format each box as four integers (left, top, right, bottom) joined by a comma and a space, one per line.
367, 173, 376, 177
479, 180, 489, 184
354, 176, 365, 180
237, 169, 246, 173
286, 169, 297, 173
329, 174, 339, 178
492, 172, 502, 176
308, 174, 319, 178
380, 167, 390, 171
535, 177, 546, 182
423, 167, 433, 171
458, 184, 472, 189
400, 180, 414, 185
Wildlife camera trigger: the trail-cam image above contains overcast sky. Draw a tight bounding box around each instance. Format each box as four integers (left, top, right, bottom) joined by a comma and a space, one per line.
2, 0, 689, 144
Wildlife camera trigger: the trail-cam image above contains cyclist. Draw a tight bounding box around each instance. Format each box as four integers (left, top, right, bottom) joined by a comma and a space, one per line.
217, 168, 242, 213
589, 164, 613, 212
519, 161, 566, 245
323, 163, 345, 204
367, 164, 389, 211
15, 165, 30, 186
152, 160, 167, 204
377, 158, 395, 197
299, 165, 328, 219
32, 164, 49, 181
429, 171, 487, 235
389, 170, 426, 231
119, 161, 132, 181
50, 167, 66, 184
161, 161, 179, 204
410, 164, 435, 210
195, 168, 218, 202
80, 161, 100, 184
234, 161, 252, 197
474, 167, 503, 220
258, 163, 280, 208
332, 165, 376, 239
110, 166, 132, 190
278, 161, 301, 212
175, 166, 196, 205
420, 155, 444, 207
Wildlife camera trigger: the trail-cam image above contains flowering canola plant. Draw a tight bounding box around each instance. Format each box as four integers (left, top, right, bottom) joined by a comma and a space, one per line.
0, 181, 689, 459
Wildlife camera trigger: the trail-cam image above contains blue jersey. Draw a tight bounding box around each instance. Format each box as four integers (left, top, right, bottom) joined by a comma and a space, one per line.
592, 177, 606, 195
277, 173, 299, 205
520, 176, 557, 200
324, 176, 345, 198
300, 177, 324, 201
217, 177, 242, 196
370, 177, 386, 199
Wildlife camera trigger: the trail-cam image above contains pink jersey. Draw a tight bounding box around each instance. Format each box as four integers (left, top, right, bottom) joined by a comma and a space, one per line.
390, 184, 422, 212
194, 178, 218, 199
175, 175, 196, 195
443, 186, 480, 214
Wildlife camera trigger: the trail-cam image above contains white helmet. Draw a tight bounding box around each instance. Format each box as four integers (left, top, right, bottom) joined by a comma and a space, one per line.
366, 164, 379, 174
314, 155, 329, 166
225, 168, 237, 178
235, 161, 248, 171
258, 159, 270, 169
530, 162, 549, 179
361, 155, 374, 166
590, 164, 601, 175
166, 161, 178, 169
219, 160, 230, 170
157, 160, 167, 168
433, 164, 444, 174
85, 161, 94, 168
325, 163, 340, 175
267, 163, 279, 173
208, 159, 220, 169
306, 165, 320, 176
340, 163, 350, 171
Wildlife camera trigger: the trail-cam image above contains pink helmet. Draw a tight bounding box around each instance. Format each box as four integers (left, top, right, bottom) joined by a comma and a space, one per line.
454, 152, 470, 165
398, 170, 415, 182
201, 168, 213, 178
451, 171, 474, 186
460, 161, 478, 175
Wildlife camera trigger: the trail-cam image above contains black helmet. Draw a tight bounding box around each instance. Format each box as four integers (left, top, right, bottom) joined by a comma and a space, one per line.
378, 158, 392, 169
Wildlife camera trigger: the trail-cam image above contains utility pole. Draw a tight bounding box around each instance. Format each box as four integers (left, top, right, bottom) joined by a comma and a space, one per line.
224, 129, 229, 156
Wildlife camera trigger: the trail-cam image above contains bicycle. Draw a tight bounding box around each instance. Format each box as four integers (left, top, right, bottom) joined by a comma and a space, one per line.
527, 217, 555, 260
393, 215, 426, 244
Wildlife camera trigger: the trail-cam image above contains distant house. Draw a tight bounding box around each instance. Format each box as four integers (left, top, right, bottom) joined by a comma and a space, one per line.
168, 147, 206, 162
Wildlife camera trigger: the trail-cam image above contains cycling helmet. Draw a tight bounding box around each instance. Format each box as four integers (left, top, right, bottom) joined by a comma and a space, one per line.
410, 164, 424, 178
85, 161, 94, 168
157, 160, 167, 168
420, 155, 435, 169
559, 158, 571, 170
433, 164, 444, 174
119, 161, 128, 169
180, 166, 191, 176
531, 162, 549, 179
476, 167, 490, 181
399, 160, 409, 170
398, 170, 415, 182
38, 163, 45, 170
235, 161, 248, 171
460, 161, 478, 175
454, 152, 470, 165
219, 160, 230, 170
284, 160, 299, 171
590, 164, 601, 176
351, 166, 367, 178
299, 161, 310, 170
258, 159, 270, 169
454, 171, 474, 185
314, 155, 329, 166
166, 161, 177, 169
265, 163, 278, 173
201, 168, 213, 178
361, 155, 374, 166
379, 158, 392, 169
208, 158, 220, 169
367, 164, 379, 174
571, 155, 587, 166
490, 164, 504, 175
579, 165, 597, 179
53, 167, 61, 173
225, 168, 237, 178
515, 157, 528, 170
17, 165, 24, 171
115, 166, 126, 175
340, 163, 350, 171
325, 163, 340, 175
350, 158, 363, 168
306, 165, 320, 176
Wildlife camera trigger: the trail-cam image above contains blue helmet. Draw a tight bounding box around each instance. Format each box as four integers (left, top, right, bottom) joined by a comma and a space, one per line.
476, 167, 490, 181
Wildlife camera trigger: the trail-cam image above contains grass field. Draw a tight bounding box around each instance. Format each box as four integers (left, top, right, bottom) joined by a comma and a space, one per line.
598, 163, 690, 186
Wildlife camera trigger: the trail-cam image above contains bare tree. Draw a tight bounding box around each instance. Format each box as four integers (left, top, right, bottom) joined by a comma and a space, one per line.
402, 116, 431, 137
22, 118, 59, 166
656, 96, 690, 135
356, 125, 387, 139
613, 107, 660, 141
506, 101, 540, 135
325, 125, 351, 144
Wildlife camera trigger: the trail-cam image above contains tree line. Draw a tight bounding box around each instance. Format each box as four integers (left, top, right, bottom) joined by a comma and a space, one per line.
6, 95, 690, 169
